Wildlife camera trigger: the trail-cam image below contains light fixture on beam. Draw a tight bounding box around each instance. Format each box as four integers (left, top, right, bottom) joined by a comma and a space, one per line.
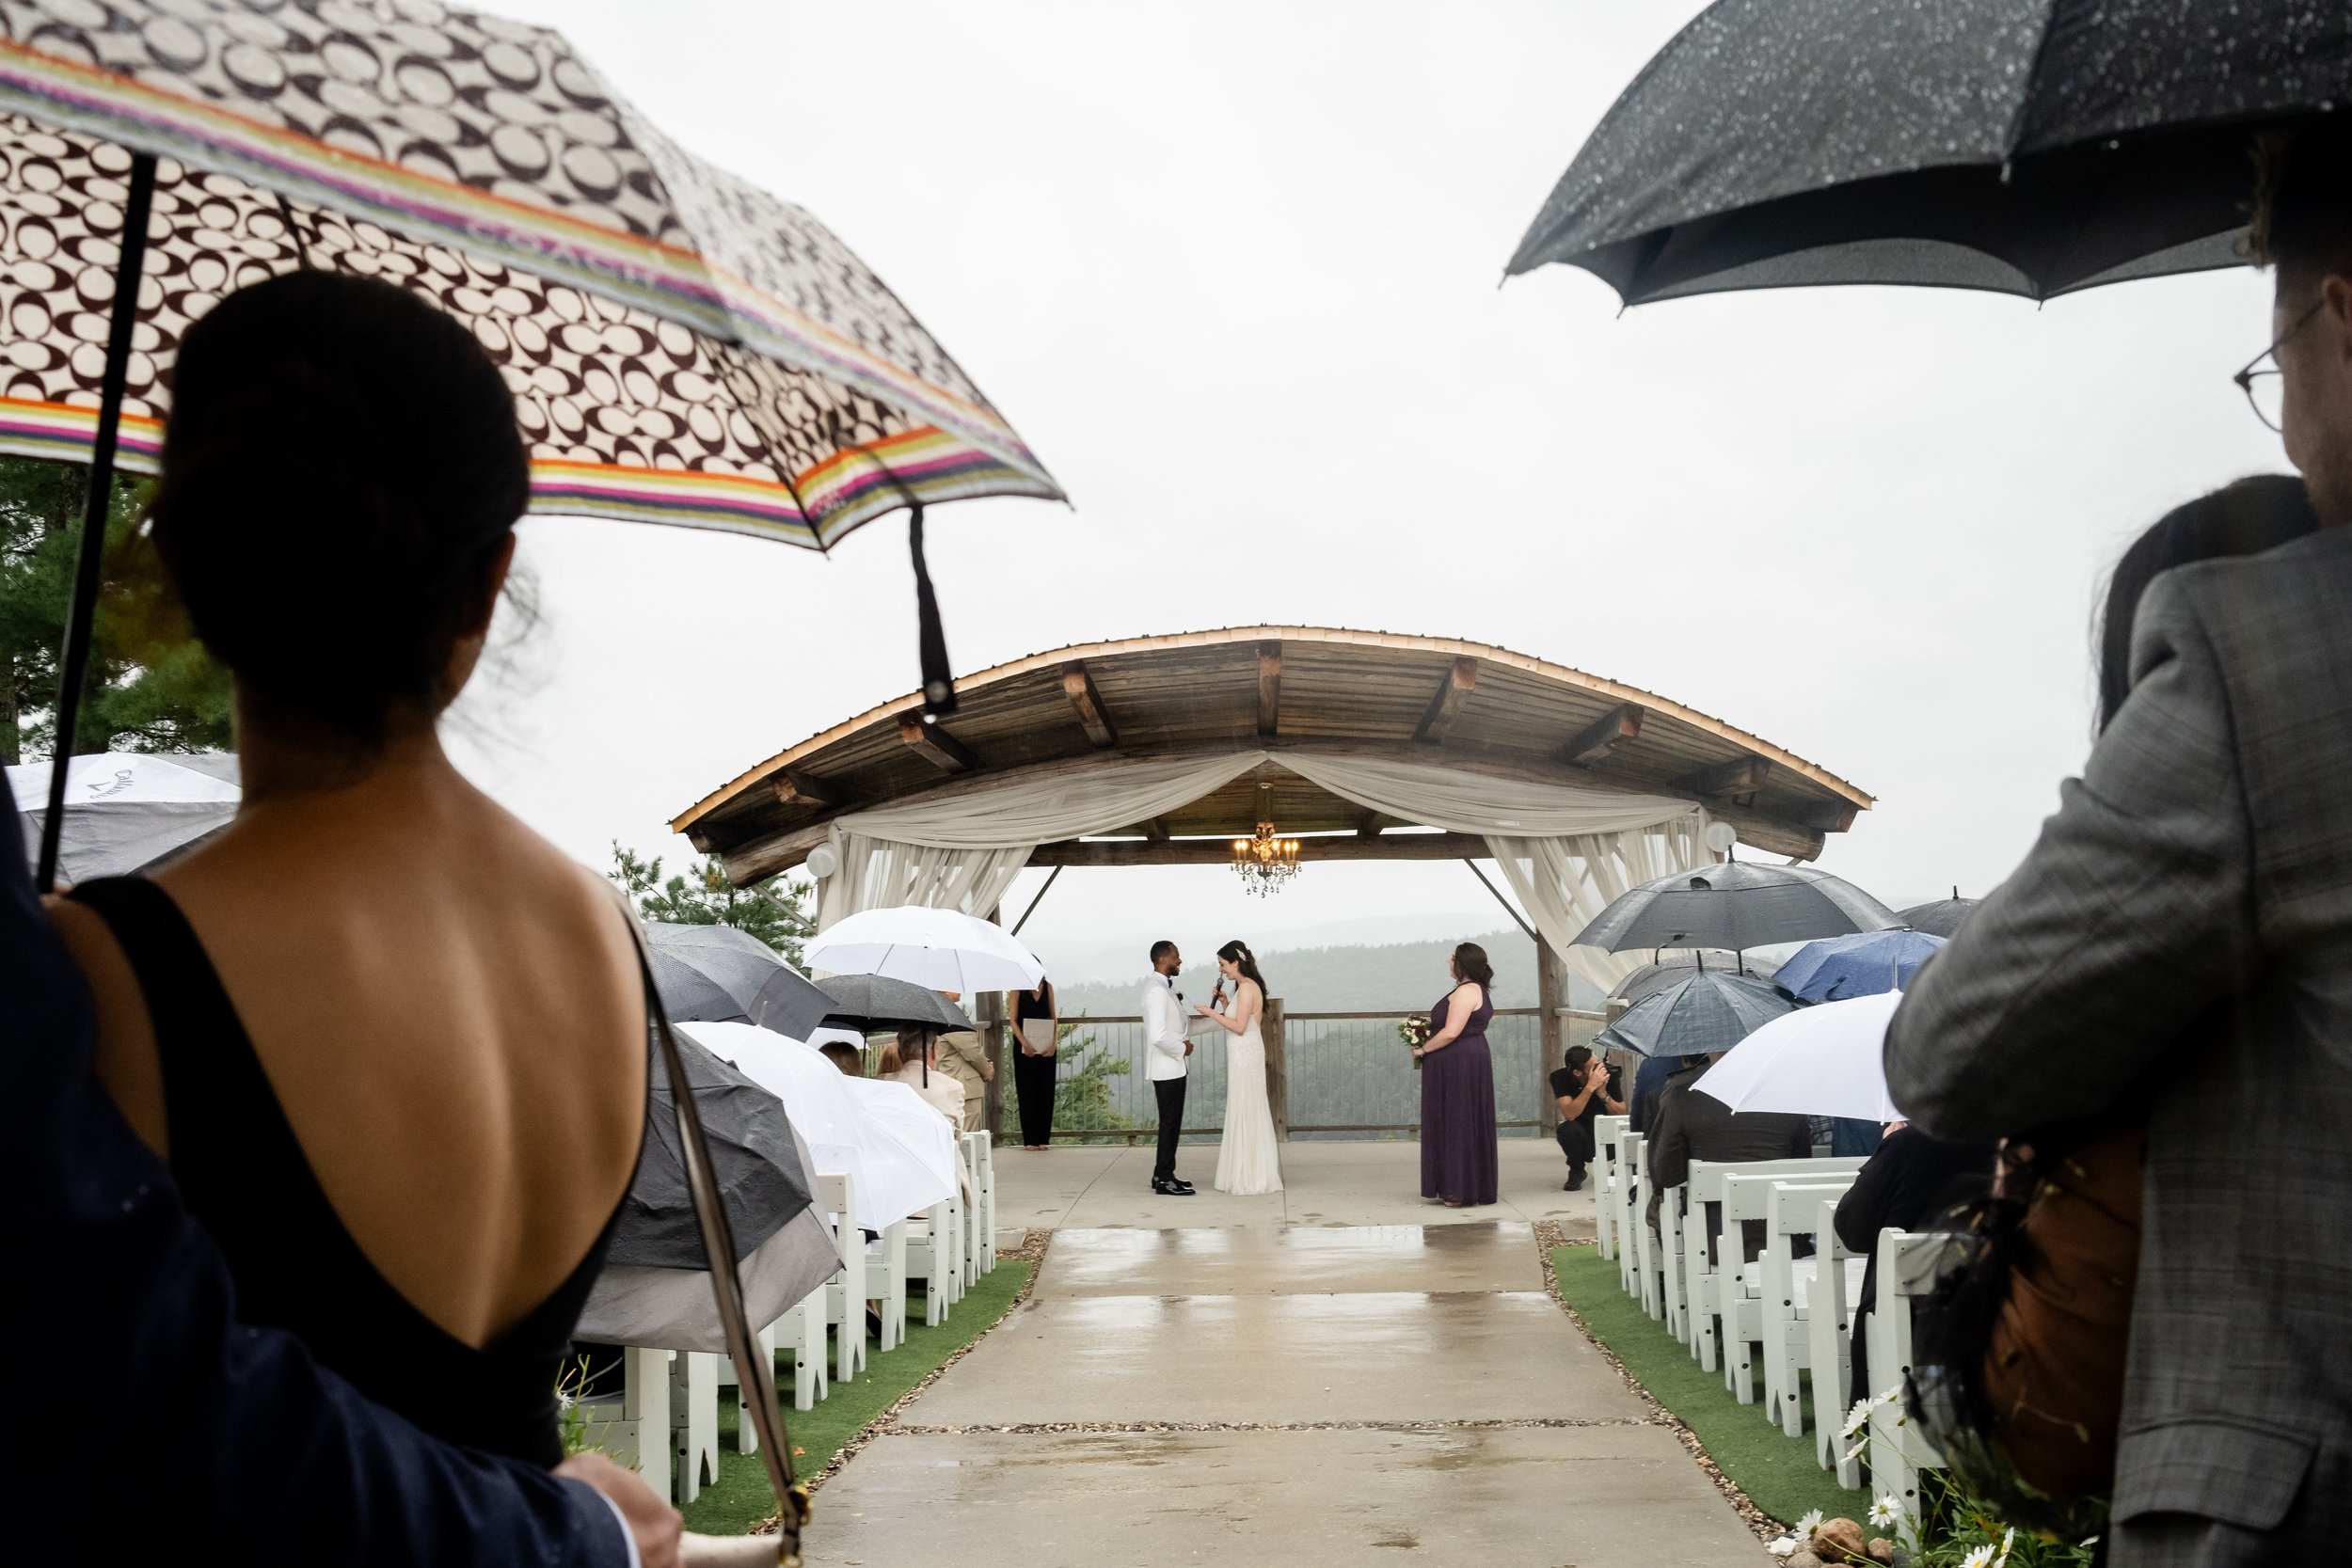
1230, 781, 1300, 896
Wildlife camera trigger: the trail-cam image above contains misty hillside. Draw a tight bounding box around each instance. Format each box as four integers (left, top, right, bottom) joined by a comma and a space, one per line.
1049, 927, 1609, 1017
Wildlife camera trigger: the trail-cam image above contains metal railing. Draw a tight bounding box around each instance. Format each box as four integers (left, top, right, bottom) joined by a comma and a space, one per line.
1033, 1004, 1604, 1143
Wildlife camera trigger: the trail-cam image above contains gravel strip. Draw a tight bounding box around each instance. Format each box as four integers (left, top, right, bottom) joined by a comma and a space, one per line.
889, 1416, 1647, 1435
1533, 1219, 1783, 1547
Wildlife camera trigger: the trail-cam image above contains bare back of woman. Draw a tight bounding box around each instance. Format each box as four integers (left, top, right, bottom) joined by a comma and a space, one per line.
45, 273, 644, 1465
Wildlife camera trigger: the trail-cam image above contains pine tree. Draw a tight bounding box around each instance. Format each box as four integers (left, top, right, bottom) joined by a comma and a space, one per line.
609, 843, 815, 968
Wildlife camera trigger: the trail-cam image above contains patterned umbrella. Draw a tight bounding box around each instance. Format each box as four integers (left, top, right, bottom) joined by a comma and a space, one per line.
4, 0, 1062, 882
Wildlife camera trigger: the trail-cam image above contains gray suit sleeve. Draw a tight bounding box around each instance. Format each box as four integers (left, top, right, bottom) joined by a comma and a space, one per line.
1884, 575, 2259, 1140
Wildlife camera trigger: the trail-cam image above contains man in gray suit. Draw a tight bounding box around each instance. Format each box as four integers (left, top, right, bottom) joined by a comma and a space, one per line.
1885, 122, 2352, 1566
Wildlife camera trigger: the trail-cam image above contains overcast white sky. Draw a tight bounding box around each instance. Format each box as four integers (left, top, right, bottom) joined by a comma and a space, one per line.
450, 1, 2290, 984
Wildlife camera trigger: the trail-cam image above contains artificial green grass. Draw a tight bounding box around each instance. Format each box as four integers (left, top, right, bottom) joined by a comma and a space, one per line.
1550, 1245, 1859, 1528
681, 1259, 1034, 1536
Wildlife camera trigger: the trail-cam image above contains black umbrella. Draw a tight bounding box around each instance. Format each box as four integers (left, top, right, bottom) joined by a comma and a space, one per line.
1507, 0, 2352, 305
644, 947, 750, 1025
1574, 860, 1900, 955
643, 922, 832, 1041
1899, 888, 1980, 939
1610, 949, 1779, 1007
1595, 970, 1796, 1059
606, 1031, 813, 1270
817, 973, 971, 1033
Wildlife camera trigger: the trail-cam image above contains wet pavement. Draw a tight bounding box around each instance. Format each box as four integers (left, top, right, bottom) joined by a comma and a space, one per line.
804, 1205, 1767, 1566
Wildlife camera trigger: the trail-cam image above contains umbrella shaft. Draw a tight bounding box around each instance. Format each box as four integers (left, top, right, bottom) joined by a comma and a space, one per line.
37, 150, 159, 892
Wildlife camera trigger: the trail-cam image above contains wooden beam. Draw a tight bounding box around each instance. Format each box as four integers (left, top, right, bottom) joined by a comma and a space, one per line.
898, 714, 976, 774
1141, 816, 1169, 844
1414, 657, 1480, 744
1677, 755, 1772, 798
1029, 831, 1491, 867
1702, 800, 1824, 862
1561, 703, 1643, 766
686, 828, 713, 854
1355, 810, 1383, 839
1798, 801, 1860, 833
1061, 662, 1119, 748
771, 768, 837, 810
1257, 641, 1281, 736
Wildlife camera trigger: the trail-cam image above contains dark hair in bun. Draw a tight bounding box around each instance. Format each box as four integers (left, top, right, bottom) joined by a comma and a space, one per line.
151, 270, 528, 745
1452, 942, 1494, 989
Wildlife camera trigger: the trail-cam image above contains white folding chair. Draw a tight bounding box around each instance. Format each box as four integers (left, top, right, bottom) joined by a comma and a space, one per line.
957, 1134, 984, 1288
1617, 1131, 1646, 1296
1867, 1228, 1947, 1520
592, 1346, 671, 1500
968, 1132, 998, 1275
1756, 1178, 1861, 1435
905, 1198, 955, 1326
1809, 1197, 1864, 1482
671, 1351, 719, 1504
774, 1285, 830, 1411
1593, 1114, 1627, 1260
1685, 1158, 1867, 1386
818, 1171, 867, 1385
866, 1218, 909, 1354
1659, 1181, 1691, 1344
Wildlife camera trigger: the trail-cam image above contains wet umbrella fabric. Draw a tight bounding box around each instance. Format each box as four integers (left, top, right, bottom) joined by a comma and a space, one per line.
1507, 0, 2352, 306
603, 1030, 812, 1271
1691, 990, 1904, 1122
805, 905, 1045, 993
1609, 949, 1778, 1007
1776, 928, 1948, 1003
1899, 891, 1980, 939
816, 973, 971, 1034
1574, 859, 1901, 955
8, 752, 237, 884
644, 922, 832, 1040
644, 946, 749, 1026
7, 0, 1064, 886
1593, 969, 1795, 1060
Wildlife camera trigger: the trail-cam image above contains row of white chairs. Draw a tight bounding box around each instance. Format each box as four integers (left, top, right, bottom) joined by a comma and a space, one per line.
1588, 1115, 1944, 1518
596, 1130, 1000, 1503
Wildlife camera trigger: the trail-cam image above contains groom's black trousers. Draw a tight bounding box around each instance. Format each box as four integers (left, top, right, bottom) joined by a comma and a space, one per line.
1152, 1076, 1187, 1183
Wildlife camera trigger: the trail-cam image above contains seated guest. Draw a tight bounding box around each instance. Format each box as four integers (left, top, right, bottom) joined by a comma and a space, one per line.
1833, 1120, 1994, 1403
1628, 1049, 1681, 1133
929, 993, 994, 1132
882, 1028, 967, 1124
819, 1039, 865, 1075
47, 273, 646, 1466
1550, 1045, 1625, 1191
1645, 1051, 1809, 1260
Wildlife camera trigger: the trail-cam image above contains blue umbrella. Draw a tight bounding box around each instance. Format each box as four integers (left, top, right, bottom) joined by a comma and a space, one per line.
1774, 929, 1947, 1003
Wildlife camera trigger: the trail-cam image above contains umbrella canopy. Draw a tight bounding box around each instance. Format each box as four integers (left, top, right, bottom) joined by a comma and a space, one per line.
806, 905, 1044, 992
644, 947, 749, 1026
1594, 969, 1795, 1060
816, 973, 971, 1034
1507, 0, 2352, 305
8, 0, 1063, 885
604, 1029, 811, 1271
1608, 949, 1777, 1007
1691, 990, 1905, 1122
839, 1076, 960, 1205
10, 752, 237, 883
683, 1021, 948, 1230
644, 922, 832, 1040
1574, 859, 1901, 954
1775, 929, 1948, 1003
1899, 890, 1980, 939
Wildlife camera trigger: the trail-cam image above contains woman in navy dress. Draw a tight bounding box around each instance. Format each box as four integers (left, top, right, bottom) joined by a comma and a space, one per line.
1414, 942, 1500, 1207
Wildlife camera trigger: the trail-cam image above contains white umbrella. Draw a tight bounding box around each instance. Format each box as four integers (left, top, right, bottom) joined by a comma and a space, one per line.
10, 753, 239, 884
840, 1078, 959, 1211
804, 905, 1044, 992
681, 1022, 946, 1228
1690, 990, 1905, 1122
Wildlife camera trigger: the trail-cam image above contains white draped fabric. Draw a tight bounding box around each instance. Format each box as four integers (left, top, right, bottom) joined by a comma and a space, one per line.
807, 748, 1711, 987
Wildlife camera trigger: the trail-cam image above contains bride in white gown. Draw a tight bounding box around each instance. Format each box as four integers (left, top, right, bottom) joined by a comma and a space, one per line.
1192, 940, 1284, 1195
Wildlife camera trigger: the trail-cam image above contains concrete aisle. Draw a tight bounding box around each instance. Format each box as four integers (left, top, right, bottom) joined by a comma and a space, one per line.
807, 1146, 1764, 1567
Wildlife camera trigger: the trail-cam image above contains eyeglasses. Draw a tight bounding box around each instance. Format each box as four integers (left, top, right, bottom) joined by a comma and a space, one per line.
2233, 298, 2324, 433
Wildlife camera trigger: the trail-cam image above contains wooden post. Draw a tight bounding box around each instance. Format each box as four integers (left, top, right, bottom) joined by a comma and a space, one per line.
981, 904, 1007, 1138
1536, 937, 1567, 1135
1263, 996, 1289, 1143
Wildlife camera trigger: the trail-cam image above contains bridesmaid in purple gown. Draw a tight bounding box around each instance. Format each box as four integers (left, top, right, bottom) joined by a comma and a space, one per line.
1414, 942, 1499, 1207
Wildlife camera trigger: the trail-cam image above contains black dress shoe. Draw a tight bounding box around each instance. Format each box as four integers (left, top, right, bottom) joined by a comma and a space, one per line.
1152, 1179, 1196, 1196
1171, 1178, 1197, 1193
1564, 1172, 1585, 1192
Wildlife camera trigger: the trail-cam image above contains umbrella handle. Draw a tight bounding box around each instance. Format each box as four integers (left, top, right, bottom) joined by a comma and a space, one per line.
683, 1531, 798, 1566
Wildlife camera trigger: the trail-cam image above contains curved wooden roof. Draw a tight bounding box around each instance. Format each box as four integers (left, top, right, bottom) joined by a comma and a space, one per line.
679, 626, 1872, 882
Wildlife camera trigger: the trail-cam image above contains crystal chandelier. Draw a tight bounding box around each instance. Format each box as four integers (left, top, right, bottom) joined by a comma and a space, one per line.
1231, 782, 1301, 896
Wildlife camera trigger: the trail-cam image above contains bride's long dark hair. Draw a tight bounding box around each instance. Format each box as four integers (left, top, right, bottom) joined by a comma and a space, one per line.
1216, 939, 1269, 998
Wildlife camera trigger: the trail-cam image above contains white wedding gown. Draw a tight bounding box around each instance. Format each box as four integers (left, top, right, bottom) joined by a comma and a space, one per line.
1216, 1012, 1285, 1195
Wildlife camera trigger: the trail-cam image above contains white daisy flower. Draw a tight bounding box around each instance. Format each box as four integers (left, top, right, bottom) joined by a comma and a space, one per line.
1961, 1545, 1994, 1568
1994, 1526, 2017, 1566
1795, 1510, 1824, 1539
1868, 1494, 1900, 1529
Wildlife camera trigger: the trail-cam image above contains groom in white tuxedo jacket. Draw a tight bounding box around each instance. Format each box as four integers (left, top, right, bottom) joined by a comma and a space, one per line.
1141, 939, 1196, 1196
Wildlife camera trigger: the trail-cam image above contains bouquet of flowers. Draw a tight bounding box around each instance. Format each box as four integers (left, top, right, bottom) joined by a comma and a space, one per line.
1397, 1013, 1433, 1069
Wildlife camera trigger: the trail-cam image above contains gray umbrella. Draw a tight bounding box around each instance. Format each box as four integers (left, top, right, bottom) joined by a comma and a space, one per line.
818, 973, 970, 1033
643, 922, 833, 1041
644, 947, 750, 1025
1610, 950, 1779, 1007
1575, 860, 1901, 954
1507, 0, 2352, 305
605, 1030, 812, 1270
1898, 889, 1979, 939
1595, 970, 1795, 1059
